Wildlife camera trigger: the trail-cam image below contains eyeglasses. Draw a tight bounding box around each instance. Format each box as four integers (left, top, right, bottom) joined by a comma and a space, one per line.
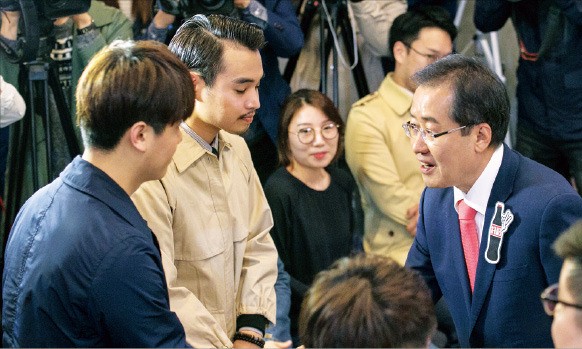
289, 123, 340, 144
540, 283, 582, 316
402, 121, 466, 144
403, 42, 450, 63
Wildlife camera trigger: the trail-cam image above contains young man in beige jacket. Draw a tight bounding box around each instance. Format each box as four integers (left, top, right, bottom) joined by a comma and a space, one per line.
132, 14, 278, 349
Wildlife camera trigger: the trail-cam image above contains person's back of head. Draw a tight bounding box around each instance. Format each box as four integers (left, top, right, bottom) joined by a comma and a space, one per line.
168, 14, 265, 87
551, 221, 582, 348
389, 6, 457, 57
75, 40, 194, 150
412, 54, 509, 147
554, 221, 582, 289
299, 254, 436, 348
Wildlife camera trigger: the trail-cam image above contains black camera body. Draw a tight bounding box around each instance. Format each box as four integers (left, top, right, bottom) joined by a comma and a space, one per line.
158, 0, 236, 18
36, 0, 91, 20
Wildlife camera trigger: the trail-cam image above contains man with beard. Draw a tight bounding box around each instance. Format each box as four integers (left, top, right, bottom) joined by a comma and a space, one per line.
131, 14, 279, 349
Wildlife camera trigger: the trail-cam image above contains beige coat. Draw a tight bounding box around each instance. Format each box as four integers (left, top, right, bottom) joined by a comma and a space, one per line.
132, 129, 277, 348
345, 73, 425, 265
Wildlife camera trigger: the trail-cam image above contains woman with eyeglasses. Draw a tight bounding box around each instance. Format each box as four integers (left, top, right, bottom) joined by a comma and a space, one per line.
263, 89, 359, 345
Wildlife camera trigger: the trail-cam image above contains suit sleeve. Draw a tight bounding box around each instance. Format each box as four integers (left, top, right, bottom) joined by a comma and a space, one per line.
131, 179, 233, 348
405, 190, 442, 303
474, 0, 511, 33
265, 0, 304, 57
552, 0, 582, 25
241, 0, 304, 57
538, 192, 582, 284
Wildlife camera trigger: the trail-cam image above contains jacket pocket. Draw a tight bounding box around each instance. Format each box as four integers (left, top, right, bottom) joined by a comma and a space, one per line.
493, 264, 528, 282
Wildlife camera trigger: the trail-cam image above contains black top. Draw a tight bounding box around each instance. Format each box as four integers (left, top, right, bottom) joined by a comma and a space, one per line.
264, 166, 356, 335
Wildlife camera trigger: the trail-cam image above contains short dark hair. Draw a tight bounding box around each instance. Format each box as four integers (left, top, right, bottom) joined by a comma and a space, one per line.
76, 40, 194, 150
412, 54, 510, 146
277, 89, 344, 167
299, 254, 436, 348
553, 220, 582, 305
169, 14, 265, 86
389, 6, 457, 56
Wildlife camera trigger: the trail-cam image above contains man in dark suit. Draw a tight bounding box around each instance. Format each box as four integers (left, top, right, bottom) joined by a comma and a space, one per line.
404, 54, 582, 348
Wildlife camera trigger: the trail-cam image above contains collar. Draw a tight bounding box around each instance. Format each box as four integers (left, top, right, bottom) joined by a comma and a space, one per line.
180, 122, 218, 153
379, 73, 414, 117
61, 156, 148, 231
174, 127, 232, 173
454, 144, 504, 215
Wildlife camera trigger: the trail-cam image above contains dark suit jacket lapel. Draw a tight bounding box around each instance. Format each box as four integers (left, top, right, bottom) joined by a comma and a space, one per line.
470, 144, 518, 329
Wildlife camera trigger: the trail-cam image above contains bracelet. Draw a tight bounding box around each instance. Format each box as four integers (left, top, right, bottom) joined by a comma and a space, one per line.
239, 326, 263, 337
77, 21, 96, 36
233, 331, 265, 348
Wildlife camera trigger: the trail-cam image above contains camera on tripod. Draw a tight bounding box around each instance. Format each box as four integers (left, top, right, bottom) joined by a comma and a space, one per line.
158, 0, 236, 18
0, 0, 91, 62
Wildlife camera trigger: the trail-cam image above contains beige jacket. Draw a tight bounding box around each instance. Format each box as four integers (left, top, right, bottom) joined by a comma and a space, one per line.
132, 129, 277, 348
345, 73, 425, 265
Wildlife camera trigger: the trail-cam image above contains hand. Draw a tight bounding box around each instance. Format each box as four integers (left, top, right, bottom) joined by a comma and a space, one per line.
53, 16, 70, 27
72, 12, 93, 29
54, 12, 91, 28
265, 340, 292, 348
405, 203, 419, 237
1, 10, 20, 40
234, 0, 251, 9
152, 9, 176, 30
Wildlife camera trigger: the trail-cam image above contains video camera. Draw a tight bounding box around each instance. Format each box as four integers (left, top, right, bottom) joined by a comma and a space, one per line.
158, 0, 237, 19
0, 0, 91, 62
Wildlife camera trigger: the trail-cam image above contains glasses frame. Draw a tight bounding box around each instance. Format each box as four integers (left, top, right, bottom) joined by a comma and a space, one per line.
540, 283, 582, 316
289, 123, 340, 145
402, 121, 467, 144
403, 42, 447, 62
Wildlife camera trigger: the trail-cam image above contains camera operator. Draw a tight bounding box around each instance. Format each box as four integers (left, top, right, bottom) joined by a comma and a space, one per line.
0, 1, 133, 211
475, 0, 582, 194
1, 1, 132, 114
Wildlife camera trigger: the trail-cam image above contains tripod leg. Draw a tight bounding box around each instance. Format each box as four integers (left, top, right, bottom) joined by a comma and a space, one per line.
320, 0, 370, 106
338, 4, 369, 98
48, 65, 80, 158
42, 76, 53, 180
320, 6, 329, 95
28, 70, 40, 191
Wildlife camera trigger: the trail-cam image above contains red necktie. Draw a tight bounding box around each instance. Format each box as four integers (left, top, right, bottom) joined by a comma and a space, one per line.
458, 199, 479, 292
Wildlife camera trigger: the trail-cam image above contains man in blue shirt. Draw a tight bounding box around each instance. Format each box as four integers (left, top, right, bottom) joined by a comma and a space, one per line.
2, 40, 195, 347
